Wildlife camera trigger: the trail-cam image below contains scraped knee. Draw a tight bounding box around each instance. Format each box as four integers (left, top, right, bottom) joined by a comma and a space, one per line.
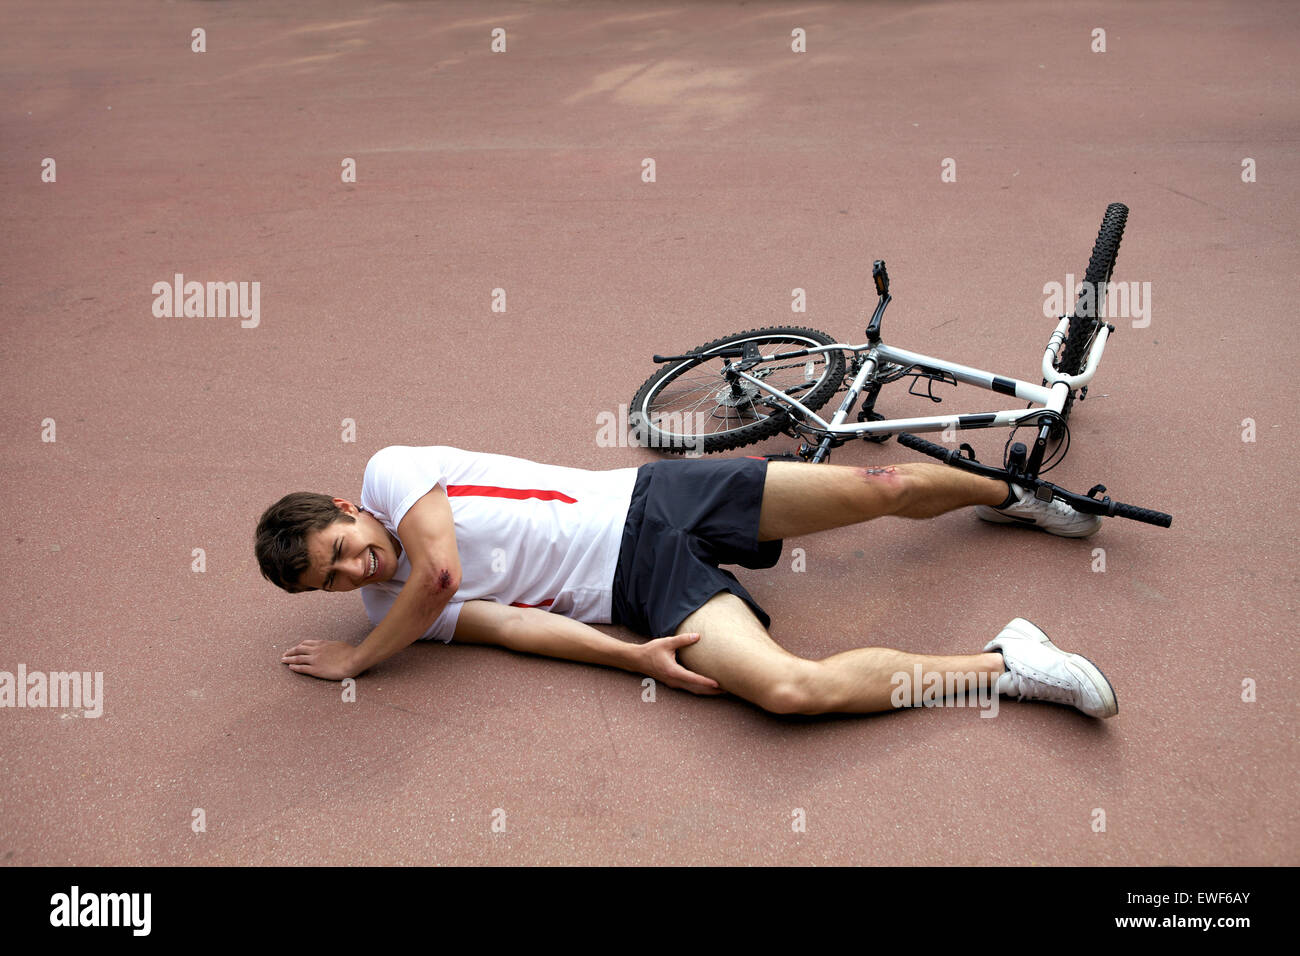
853, 464, 911, 515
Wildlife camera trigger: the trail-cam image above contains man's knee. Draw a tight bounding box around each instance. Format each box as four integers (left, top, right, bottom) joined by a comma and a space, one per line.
758, 659, 832, 715
863, 464, 932, 517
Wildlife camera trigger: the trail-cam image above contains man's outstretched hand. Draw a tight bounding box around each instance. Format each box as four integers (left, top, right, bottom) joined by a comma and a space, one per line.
281, 639, 360, 681
638, 633, 725, 696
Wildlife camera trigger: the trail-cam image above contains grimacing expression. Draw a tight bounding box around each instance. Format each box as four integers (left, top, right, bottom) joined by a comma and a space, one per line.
300, 499, 403, 592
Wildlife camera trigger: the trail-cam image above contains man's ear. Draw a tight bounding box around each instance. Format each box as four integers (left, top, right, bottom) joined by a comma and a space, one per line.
332, 497, 359, 517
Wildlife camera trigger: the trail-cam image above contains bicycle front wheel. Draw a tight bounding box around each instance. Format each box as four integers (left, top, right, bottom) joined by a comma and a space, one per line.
1059, 202, 1128, 378
630, 326, 846, 454
1046, 202, 1128, 437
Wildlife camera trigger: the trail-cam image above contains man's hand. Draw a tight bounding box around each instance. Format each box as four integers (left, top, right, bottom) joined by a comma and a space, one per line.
638, 633, 725, 696
281, 639, 360, 681
451, 602, 725, 696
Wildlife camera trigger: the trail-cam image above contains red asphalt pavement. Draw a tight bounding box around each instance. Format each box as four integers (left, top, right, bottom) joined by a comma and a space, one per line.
1, 0, 1296, 865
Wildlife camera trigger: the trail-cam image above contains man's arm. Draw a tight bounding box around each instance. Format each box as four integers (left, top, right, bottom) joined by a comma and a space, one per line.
282, 486, 461, 680
349, 485, 461, 673
453, 600, 723, 695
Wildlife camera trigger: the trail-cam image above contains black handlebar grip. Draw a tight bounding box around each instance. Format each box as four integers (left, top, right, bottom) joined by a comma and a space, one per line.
897, 432, 958, 464
1109, 501, 1173, 527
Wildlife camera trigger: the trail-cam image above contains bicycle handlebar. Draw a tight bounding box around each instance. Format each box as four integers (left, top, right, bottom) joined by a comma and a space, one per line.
897, 432, 968, 466
1105, 501, 1172, 526
896, 432, 1172, 528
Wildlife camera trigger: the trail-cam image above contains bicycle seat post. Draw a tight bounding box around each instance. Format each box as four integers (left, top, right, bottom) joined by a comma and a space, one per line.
866, 260, 891, 344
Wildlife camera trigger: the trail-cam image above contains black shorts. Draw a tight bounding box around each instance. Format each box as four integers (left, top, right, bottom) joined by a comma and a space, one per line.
610, 456, 784, 637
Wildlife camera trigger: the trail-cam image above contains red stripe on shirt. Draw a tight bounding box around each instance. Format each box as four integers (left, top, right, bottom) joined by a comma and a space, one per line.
510, 599, 555, 608
445, 484, 578, 504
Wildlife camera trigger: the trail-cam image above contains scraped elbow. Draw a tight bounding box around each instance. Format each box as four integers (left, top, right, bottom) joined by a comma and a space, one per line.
431, 566, 460, 595
412, 564, 459, 615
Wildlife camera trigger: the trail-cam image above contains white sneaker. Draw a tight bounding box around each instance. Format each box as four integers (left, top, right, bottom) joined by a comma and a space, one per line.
975, 483, 1102, 537
985, 618, 1118, 718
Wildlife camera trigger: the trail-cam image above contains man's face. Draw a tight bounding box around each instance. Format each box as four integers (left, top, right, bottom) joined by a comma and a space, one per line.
299, 499, 403, 593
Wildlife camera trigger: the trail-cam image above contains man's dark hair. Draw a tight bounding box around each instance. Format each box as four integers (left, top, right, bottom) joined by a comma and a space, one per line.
255, 492, 355, 593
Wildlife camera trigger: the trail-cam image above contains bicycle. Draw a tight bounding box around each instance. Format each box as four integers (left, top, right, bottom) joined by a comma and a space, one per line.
628, 202, 1173, 528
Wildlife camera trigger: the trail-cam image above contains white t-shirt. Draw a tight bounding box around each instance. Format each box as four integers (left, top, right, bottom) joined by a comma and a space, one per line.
358, 446, 638, 643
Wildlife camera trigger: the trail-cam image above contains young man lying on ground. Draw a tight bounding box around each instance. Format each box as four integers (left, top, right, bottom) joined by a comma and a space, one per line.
255, 446, 1117, 718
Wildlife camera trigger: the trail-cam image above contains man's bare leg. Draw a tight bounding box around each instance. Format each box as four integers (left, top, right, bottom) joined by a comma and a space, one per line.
757, 460, 1009, 540
675, 592, 1003, 715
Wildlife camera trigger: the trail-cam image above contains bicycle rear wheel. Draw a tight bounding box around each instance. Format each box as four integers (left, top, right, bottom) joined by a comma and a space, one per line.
629, 326, 846, 454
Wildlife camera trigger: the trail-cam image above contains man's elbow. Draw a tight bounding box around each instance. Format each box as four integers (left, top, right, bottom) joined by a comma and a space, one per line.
414, 564, 461, 614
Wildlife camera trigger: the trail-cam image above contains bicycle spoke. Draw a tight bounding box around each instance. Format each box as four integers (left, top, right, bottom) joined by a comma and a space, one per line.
639, 335, 839, 445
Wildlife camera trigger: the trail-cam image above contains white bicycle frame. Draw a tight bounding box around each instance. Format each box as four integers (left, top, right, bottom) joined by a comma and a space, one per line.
728, 314, 1111, 442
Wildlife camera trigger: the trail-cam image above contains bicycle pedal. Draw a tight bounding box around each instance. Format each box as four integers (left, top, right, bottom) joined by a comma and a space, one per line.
1006, 442, 1028, 473
797, 442, 816, 461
